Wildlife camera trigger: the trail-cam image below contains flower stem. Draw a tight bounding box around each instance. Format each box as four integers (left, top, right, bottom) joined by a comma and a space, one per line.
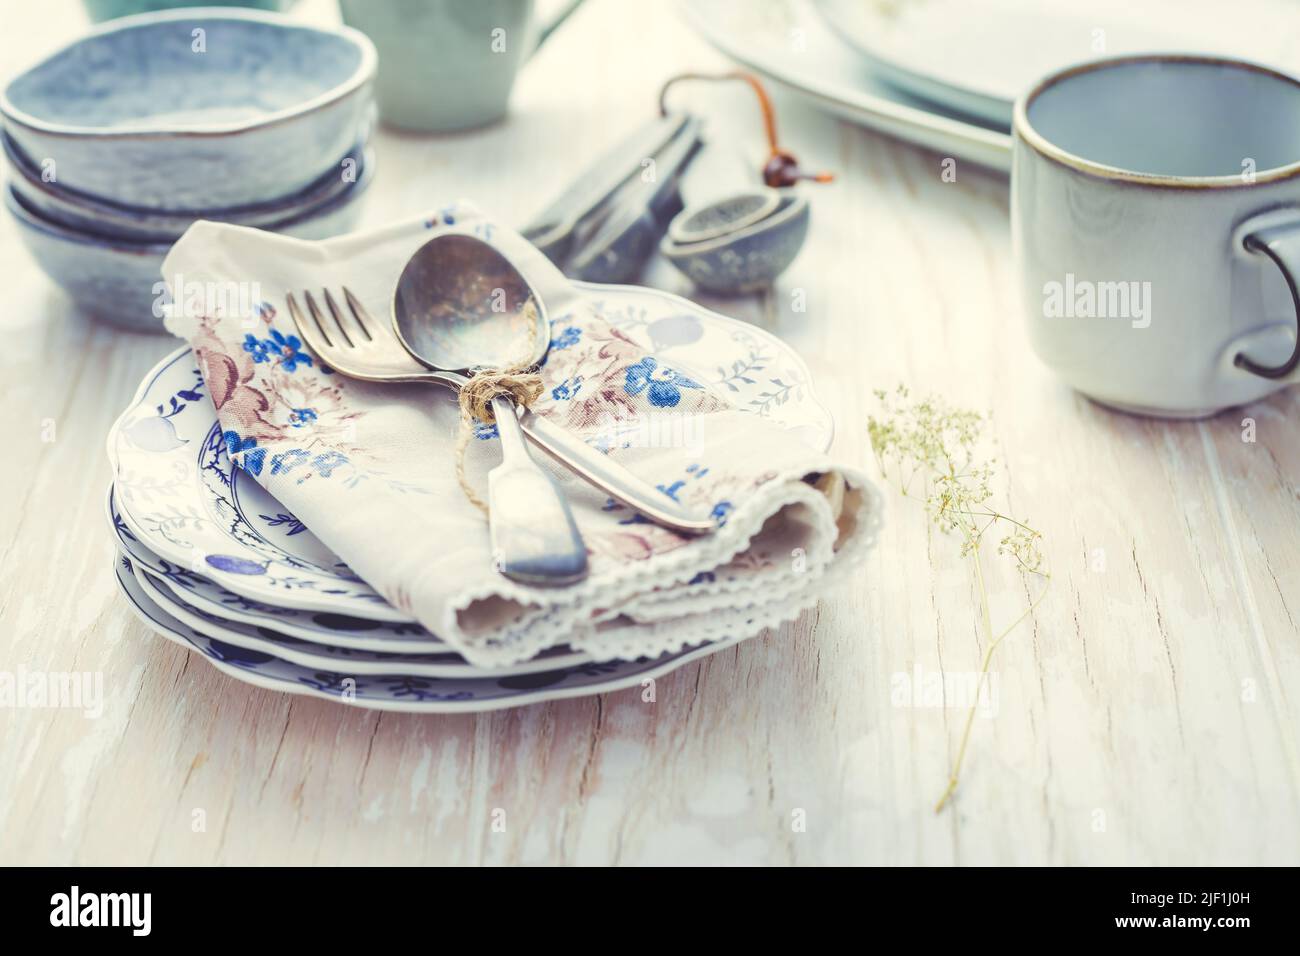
935, 574, 1051, 813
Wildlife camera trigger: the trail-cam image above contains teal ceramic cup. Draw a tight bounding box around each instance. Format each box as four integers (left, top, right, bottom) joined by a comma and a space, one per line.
339, 0, 581, 132
82, 0, 294, 21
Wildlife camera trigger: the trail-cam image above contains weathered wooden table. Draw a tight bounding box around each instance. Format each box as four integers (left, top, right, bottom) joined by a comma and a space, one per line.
2, 0, 1296, 865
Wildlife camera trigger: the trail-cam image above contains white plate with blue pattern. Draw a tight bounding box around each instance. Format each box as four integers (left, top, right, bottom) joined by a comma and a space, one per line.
110, 483, 592, 673
108, 281, 832, 621
114, 552, 740, 713
109, 348, 409, 620
131, 560, 591, 678
109, 483, 441, 652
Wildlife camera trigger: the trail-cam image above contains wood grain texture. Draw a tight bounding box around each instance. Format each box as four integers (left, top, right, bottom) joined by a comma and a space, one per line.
0, 0, 1297, 866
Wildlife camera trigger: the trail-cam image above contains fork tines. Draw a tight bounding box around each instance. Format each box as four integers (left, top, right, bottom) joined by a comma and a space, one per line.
286, 286, 375, 351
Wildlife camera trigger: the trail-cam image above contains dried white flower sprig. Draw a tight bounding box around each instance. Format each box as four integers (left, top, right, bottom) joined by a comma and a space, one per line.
868, 386, 1050, 813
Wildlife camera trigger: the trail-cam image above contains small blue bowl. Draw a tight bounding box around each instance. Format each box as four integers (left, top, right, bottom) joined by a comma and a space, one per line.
6, 148, 375, 332
660, 192, 810, 294
1, 7, 375, 210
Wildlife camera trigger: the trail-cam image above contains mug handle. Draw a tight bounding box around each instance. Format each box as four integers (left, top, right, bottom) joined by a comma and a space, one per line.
529, 0, 588, 57
1236, 222, 1300, 379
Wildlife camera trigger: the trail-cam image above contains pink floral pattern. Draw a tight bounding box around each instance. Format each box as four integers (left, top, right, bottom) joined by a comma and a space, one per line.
189, 312, 364, 482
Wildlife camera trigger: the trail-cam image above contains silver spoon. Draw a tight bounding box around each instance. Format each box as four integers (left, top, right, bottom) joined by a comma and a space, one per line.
392, 234, 587, 587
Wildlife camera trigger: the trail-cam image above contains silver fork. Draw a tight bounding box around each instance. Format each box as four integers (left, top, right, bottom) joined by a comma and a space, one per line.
285, 286, 715, 537
287, 287, 588, 587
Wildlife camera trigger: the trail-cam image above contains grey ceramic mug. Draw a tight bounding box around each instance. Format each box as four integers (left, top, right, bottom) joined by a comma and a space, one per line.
339, 0, 583, 132
1013, 54, 1300, 418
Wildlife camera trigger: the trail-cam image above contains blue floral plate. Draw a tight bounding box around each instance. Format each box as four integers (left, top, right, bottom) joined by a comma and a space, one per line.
114, 552, 739, 713
108, 483, 437, 650
110, 482, 591, 673
110, 348, 413, 619
108, 283, 832, 621
132, 560, 591, 678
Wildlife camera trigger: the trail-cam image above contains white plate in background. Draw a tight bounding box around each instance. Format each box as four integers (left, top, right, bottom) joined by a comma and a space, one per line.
681, 0, 1013, 171
813, 0, 1300, 126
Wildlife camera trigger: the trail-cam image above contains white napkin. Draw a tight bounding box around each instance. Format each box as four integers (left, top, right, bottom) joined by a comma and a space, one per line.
161, 203, 882, 666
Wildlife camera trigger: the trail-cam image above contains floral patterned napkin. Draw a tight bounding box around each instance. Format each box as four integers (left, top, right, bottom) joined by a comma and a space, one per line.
161, 203, 882, 666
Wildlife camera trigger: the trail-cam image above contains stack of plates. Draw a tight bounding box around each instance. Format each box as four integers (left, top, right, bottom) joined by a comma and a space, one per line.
683, 0, 1300, 173
107, 281, 834, 713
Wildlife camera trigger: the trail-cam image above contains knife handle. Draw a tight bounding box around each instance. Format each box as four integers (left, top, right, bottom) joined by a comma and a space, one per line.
516, 408, 715, 536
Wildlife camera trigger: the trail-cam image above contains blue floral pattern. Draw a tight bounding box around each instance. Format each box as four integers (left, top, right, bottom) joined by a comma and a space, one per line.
551, 325, 581, 350
710, 501, 734, 527
269, 328, 312, 372
658, 480, 685, 501
623, 357, 702, 408
223, 430, 266, 475
242, 333, 271, 364
551, 376, 583, 401
259, 512, 307, 536
242, 328, 312, 372
222, 429, 350, 484
657, 463, 712, 504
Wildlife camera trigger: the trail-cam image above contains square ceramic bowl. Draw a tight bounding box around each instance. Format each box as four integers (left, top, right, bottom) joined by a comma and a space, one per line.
0, 7, 375, 210
5, 146, 375, 332
3, 128, 370, 242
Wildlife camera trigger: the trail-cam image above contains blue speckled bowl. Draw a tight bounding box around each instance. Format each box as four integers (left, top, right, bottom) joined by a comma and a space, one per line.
6, 148, 374, 332
4, 127, 371, 242
660, 192, 810, 294
1, 7, 375, 210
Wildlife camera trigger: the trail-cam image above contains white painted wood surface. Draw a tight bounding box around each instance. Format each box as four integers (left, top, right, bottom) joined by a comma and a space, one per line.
1, 0, 1297, 866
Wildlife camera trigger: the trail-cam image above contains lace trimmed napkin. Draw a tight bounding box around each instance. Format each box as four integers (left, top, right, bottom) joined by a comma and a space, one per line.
161, 202, 882, 666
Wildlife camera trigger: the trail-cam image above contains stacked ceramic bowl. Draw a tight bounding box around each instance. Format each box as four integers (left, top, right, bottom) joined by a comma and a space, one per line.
0, 8, 376, 331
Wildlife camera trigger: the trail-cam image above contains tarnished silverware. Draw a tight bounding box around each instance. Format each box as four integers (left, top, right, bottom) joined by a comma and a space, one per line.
287, 277, 712, 538
287, 284, 587, 587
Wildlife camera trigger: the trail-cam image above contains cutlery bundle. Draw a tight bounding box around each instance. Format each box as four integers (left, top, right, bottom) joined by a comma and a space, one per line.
105, 203, 881, 710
